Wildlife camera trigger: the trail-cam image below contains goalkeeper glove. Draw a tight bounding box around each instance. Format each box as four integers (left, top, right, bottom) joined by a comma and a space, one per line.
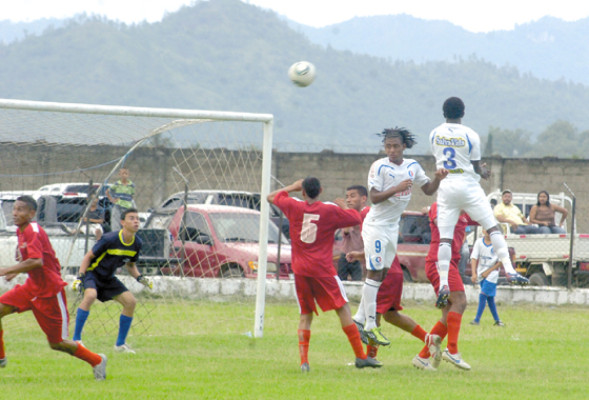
72, 274, 85, 294
137, 274, 153, 289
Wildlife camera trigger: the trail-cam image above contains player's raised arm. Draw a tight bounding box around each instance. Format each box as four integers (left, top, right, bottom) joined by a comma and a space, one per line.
420, 168, 448, 195
267, 179, 303, 204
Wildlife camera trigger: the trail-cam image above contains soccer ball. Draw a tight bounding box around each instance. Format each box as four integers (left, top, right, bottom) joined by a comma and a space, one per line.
288, 61, 316, 87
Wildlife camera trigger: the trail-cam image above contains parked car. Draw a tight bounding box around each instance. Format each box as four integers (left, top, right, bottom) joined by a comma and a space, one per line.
0, 190, 38, 230
153, 190, 289, 238
144, 204, 292, 278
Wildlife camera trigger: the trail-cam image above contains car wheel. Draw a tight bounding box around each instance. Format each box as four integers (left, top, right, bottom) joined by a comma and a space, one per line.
529, 272, 549, 286
221, 265, 244, 278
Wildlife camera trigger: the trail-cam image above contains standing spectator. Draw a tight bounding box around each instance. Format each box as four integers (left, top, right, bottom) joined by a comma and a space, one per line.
267, 177, 381, 372
470, 229, 506, 327
106, 168, 136, 231
429, 97, 528, 314
528, 190, 568, 234
337, 185, 369, 281
493, 189, 540, 234
71, 208, 152, 353
0, 196, 107, 380
354, 127, 447, 347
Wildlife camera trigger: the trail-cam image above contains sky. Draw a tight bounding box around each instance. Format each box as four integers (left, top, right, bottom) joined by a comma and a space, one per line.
2, 0, 589, 33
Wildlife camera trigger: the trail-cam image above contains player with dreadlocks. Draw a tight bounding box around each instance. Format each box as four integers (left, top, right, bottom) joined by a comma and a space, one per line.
353, 127, 448, 350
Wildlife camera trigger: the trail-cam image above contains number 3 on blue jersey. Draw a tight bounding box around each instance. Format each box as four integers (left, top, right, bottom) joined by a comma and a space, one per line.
442, 147, 456, 169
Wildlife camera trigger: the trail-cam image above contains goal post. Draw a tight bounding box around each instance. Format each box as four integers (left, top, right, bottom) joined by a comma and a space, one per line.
0, 98, 274, 338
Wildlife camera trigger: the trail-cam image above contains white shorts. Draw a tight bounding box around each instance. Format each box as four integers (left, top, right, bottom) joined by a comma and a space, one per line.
362, 222, 398, 272
437, 179, 497, 239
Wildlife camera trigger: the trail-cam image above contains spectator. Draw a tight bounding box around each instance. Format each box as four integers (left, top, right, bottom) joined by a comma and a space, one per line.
77, 194, 105, 240
106, 168, 136, 231
493, 190, 540, 234
337, 185, 369, 281
528, 190, 568, 234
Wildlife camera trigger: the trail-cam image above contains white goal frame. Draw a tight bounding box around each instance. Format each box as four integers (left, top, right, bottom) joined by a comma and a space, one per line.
0, 98, 274, 338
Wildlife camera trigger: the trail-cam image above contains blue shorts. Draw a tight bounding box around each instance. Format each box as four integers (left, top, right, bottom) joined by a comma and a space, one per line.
480, 279, 497, 297
83, 271, 128, 302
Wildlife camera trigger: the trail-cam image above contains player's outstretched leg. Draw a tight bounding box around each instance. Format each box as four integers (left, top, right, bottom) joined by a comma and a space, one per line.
93, 353, 107, 380
506, 273, 529, 286
365, 326, 390, 346
436, 285, 450, 309
412, 355, 437, 371
352, 319, 369, 345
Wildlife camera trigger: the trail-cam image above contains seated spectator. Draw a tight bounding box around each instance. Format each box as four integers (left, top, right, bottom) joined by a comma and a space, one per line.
493, 189, 540, 234
77, 194, 105, 240
528, 190, 568, 234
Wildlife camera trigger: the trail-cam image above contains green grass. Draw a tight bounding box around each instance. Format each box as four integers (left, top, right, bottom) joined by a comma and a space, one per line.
1, 299, 588, 399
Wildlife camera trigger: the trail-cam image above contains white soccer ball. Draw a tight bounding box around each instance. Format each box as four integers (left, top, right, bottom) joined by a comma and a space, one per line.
288, 61, 316, 87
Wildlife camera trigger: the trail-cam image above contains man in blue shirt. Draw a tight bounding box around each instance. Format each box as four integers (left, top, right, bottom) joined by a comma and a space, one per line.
72, 207, 152, 353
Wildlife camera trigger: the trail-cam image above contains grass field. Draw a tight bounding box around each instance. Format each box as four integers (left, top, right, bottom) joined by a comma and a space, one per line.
0, 298, 587, 399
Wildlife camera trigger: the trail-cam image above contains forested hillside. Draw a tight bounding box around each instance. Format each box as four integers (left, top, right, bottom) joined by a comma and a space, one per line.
1, 0, 588, 156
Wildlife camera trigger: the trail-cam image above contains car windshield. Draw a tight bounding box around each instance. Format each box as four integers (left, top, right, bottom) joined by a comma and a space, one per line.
209, 212, 286, 244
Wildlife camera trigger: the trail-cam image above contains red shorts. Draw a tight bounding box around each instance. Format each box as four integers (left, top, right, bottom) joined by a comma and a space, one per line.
0, 285, 69, 344
425, 260, 465, 295
294, 274, 348, 315
376, 270, 404, 314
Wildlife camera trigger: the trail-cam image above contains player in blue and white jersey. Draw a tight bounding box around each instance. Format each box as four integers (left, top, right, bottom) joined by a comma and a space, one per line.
354, 127, 447, 347
71, 208, 153, 353
429, 97, 528, 311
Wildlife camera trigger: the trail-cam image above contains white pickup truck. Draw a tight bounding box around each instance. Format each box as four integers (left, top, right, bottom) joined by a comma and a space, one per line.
469, 190, 589, 287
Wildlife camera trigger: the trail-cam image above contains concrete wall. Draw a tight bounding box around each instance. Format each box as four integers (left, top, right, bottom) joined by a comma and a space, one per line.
1, 143, 588, 230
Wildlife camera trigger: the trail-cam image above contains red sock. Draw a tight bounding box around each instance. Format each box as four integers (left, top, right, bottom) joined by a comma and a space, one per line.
73, 342, 102, 367
418, 320, 448, 358
410, 325, 427, 342
343, 323, 367, 359
446, 311, 462, 354
367, 344, 379, 359
0, 330, 5, 359
298, 329, 311, 365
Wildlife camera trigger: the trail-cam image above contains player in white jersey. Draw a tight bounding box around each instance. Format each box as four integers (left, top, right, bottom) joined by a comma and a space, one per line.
429, 97, 528, 309
354, 127, 447, 346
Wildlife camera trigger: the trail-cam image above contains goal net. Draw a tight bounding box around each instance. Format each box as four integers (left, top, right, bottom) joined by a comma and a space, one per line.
0, 98, 278, 340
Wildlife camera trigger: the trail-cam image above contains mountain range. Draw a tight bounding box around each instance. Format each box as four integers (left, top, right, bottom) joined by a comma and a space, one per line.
1, 0, 588, 155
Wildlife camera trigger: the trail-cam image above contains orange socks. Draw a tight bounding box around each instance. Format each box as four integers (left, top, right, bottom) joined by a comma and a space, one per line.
446, 311, 462, 354
367, 344, 379, 359
410, 325, 428, 342
73, 342, 103, 367
419, 320, 448, 358
298, 329, 311, 365
343, 323, 367, 359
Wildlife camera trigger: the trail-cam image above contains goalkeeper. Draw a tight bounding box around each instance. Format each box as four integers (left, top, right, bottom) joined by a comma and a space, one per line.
72, 208, 152, 353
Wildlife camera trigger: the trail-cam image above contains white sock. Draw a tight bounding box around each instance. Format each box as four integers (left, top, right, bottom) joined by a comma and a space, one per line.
489, 231, 516, 274
354, 295, 366, 324
363, 279, 381, 331
437, 242, 452, 287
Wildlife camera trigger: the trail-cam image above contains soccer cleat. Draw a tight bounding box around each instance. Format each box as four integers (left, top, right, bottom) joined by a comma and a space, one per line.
355, 356, 383, 369
353, 319, 369, 345
300, 362, 310, 373
436, 285, 450, 309
425, 333, 442, 368
412, 355, 437, 371
507, 273, 529, 286
494, 320, 506, 327
442, 349, 471, 370
93, 354, 107, 380
0, 358, 7, 368
365, 326, 390, 346
114, 343, 136, 354
470, 320, 480, 326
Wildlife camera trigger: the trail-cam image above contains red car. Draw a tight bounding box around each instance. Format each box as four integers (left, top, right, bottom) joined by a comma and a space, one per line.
162, 204, 291, 278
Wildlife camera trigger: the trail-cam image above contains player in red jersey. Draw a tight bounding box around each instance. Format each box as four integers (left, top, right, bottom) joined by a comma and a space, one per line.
0, 196, 107, 380
345, 252, 441, 367
413, 202, 476, 371
268, 177, 382, 372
